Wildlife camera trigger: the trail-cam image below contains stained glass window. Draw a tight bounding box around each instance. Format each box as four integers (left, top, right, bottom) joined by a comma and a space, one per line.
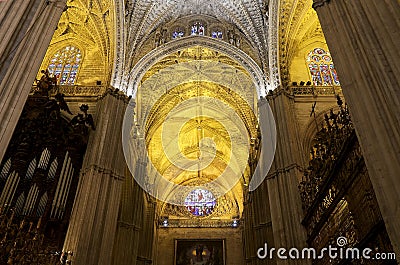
185, 189, 216, 217
172, 28, 185, 39
191, 22, 205, 36
307, 48, 340, 86
211, 30, 223, 39
48, 46, 81, 85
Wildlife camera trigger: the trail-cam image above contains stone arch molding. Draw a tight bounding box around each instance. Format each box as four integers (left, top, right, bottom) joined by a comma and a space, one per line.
122, 36, 277, 204
125, 36, 269, 98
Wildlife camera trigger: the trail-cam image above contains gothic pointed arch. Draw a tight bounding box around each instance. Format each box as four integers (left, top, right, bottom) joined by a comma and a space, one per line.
125, 36, 268, 97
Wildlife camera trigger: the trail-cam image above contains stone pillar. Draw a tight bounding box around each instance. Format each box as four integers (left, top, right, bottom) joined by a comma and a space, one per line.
265, 91, 309, 265
0, 0, 66, 162
244, 181, 276, 265
312, 0, 400, 255
244, 135, 276, 265
137, 195, 156, 265
111, 162, 145, 265
63, 91, 128, 265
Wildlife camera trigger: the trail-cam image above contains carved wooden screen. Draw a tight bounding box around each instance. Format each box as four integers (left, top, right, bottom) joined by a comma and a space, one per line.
299, 96, 397, 264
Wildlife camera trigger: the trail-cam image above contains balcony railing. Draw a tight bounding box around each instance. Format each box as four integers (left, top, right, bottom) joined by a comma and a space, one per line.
31, 85, 107, 97
289, 85, 342, 96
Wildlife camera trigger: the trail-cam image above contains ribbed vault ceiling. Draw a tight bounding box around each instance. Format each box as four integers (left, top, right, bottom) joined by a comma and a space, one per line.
124, 0, 269, 53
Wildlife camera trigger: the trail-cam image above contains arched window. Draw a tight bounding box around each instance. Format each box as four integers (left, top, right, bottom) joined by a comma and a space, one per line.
211, 30, 223, 39
191, 22, 205, 36
48, 46, 82, 85
307, 48, 340, 86
172, 28, 185, 39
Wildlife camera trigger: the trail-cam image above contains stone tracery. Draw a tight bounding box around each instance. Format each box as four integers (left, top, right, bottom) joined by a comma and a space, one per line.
112, 0, 271, 89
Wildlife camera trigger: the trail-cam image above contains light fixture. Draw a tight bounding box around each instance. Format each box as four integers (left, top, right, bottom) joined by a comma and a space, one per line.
232, 218, 239, 228
161, 217, 169, 227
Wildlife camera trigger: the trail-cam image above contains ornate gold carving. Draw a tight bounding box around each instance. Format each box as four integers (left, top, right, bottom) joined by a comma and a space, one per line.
144, 81, 259, 187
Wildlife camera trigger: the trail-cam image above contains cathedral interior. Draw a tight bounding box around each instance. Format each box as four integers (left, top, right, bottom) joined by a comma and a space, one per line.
0, 0, 399, 264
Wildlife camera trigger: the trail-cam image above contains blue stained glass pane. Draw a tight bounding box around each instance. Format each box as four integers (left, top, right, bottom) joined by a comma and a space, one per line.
198, 25, 204, 35
330, 64, 340, 85
67, 78, 75, 85
308, 64, 322, 86
172, 30, 184, 39
191, 25, 197, 35
48, 64, 55, 74
47, 46, 81, 85
320, 64, 333, 85
60, 77, 68, 85
191, 22, 205, 36
307, 48, 339, 86
212, 31, 223, 39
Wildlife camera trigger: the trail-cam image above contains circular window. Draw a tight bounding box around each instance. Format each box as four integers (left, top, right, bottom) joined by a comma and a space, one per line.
185, 189, 216, 217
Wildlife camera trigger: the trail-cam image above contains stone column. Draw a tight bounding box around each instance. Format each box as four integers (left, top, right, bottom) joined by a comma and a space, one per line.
111, 161, 146, 265
313, 0, 400, 255
244, 135, 276, 265
137, 195, 156, 265
63, 91, 128, 265
244, 181, 276, 265
0, 0, 66, 162
265, 91, 309, 265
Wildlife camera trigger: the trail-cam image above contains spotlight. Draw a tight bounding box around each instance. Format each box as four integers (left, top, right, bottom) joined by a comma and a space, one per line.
161, 217, 169, 227
232, 218, 239, 228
